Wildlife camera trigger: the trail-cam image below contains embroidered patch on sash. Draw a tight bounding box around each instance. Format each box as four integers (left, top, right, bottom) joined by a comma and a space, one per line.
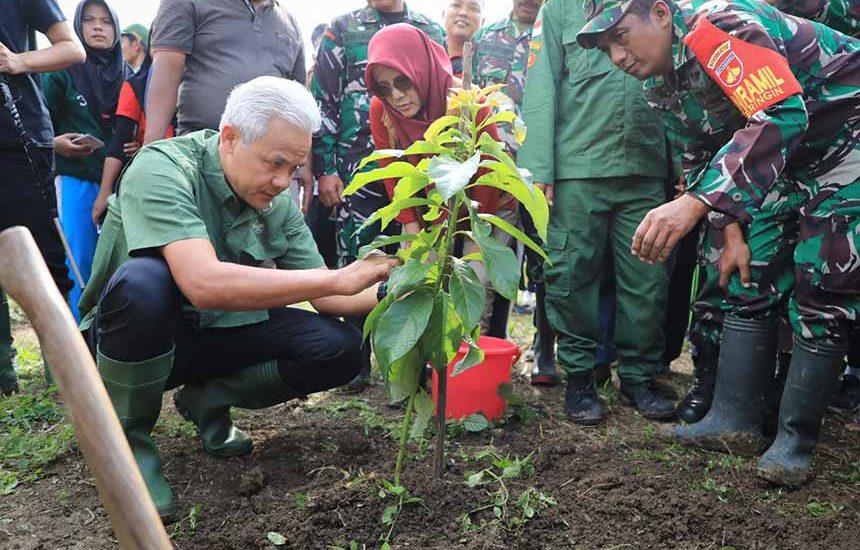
685, 18, 801, 117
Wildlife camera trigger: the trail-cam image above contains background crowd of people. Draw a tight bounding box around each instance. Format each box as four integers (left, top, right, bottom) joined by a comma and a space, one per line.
1, 0, 859, 518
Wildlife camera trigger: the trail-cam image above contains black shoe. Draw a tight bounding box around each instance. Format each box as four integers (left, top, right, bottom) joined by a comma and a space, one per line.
565, 376, 605, 425
343, 365, 371, 393
828, 373, 860, 413
621, 380, 676, 420
757, 337, 846, 488
593, 363, 611, 388
676, 339, 719, 423
530, 361, 559, 386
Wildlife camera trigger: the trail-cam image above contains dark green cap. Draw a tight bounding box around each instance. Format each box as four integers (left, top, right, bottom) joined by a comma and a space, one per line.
576, 0, 637, 49
121, 23, 149, 48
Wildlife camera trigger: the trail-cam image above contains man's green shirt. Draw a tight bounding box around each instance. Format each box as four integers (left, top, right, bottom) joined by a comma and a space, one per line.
79, 130, 324, 331
518, 0, 667, 184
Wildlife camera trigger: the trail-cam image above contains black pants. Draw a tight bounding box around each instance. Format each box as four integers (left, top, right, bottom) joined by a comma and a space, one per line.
0, 146, 72, 293
88, 257, 363, 393
305, 196, 338, 269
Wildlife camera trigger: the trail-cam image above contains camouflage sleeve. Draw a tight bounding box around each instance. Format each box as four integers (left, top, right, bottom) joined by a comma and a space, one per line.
684, 12, 808, 224
311, 25, 344, 178
517, 3, 563, 184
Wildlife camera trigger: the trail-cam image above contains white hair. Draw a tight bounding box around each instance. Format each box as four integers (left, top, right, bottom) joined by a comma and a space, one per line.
219, 76, 321, 146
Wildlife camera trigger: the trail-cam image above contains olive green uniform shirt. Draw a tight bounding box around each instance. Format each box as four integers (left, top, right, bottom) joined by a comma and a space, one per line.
79, 130, 324, 331
518, 0, 667, 184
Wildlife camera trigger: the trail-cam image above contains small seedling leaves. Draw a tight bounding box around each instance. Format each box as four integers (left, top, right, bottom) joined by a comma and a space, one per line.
502, 463, 521, 479
449, 258, 485, 332
493, 506, 503, 519
428, 152, 481, 202
381, 543, 393, 550
381, 505, 397, 526
464, 413, 491, 433
344, 161, 419, 196
266, 531, 287, 546
468, 213, 519, 301
410, 389, 435, 440
373, 288, 434, 369
466, 471, 485, 487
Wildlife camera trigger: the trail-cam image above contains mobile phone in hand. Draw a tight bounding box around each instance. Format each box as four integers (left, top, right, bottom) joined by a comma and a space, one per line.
71, 133, 105, 149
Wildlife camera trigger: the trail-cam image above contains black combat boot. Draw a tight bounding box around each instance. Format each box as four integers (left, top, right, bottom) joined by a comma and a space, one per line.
565, 372, 605, 425
664, 315, 776, 456
676, 338, 720, 423
757, 337, 846, 487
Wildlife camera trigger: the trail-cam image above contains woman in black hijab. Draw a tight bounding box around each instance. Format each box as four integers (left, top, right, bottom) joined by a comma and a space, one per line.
42, 0, 127, 321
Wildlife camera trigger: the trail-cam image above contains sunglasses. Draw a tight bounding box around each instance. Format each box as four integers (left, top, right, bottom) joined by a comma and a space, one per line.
372, 75, 415, 98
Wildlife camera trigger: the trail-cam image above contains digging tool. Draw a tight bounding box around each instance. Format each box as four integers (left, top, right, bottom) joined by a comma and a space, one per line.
0, 226, 172, 550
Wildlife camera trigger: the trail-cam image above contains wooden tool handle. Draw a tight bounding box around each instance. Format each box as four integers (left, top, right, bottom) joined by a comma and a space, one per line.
0, 227, 172, 550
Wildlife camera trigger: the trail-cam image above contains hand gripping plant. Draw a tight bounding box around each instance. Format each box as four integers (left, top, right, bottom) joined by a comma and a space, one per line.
343, 79, 549, 482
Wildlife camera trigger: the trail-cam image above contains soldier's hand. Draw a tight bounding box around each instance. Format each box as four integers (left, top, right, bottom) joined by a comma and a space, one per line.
536, 183, 553, 206
719, 222, 751, 290
632, 194, 709, 264
337, 250, 401, 295
318, 174, 344, 208
0, 42, 27, 75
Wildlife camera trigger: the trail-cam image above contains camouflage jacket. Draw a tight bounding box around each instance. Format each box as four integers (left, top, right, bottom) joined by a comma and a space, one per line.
472, 16, 533, 152
310, 5, 445, 183
643, 0, 860, 225
774, 0, 860, 36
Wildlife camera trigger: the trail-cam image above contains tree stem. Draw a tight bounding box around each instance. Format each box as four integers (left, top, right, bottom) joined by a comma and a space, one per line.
394, 390, 416, 487
433, 370, 447, 478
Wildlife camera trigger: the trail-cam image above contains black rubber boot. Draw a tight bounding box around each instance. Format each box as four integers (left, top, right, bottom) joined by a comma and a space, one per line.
343, 315, 371, 392
565, 373, 605, 426
593, 363, 612, 388
620, 379, 676, 420
530, 285, 559, 386
676, 338, 720, 423
664, 315, 776, 456
757, 337, 846, 488
0, 291, 18, 396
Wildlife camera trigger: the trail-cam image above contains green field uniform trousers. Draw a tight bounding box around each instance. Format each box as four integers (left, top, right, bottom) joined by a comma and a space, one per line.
543, 177, 668, 384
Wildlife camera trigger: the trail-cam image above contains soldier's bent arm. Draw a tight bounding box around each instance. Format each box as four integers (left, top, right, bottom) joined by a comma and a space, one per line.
310, 25, 345, 178
683, 14, 808, 224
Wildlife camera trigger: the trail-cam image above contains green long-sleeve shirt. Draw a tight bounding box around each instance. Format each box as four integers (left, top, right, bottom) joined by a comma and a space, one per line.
518, 0, 667, 184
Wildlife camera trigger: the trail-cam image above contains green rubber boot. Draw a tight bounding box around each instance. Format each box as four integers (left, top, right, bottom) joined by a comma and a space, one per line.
663, 315, 776, 456
173, 360, 299, 458
0, 292, 18, 396
757, 337, 846, 487
98, 347, 175, 521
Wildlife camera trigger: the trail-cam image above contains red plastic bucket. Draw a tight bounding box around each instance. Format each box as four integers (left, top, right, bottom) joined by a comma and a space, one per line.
431, 336, 521, 421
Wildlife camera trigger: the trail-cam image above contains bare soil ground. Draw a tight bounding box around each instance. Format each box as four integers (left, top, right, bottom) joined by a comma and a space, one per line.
1, 312, 859, 550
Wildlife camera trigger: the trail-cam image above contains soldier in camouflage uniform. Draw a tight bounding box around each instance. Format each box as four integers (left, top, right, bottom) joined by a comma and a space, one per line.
311, 1, 444, 389
472, 1, 558, 384
766, 0, 860, 35
578, 0, 860, 486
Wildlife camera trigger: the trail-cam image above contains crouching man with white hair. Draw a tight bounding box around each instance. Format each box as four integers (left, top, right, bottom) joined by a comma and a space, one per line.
78, 76, 399, 521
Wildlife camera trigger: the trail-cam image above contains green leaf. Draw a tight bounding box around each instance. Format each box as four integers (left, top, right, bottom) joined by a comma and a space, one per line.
373, 287, 435, 369
476, 131, 518, 173
266, 532, 287, 546
451, 333, 485, 376
402, 139, 452, 157
468, 212, 520, 301
428, 152, 481, 202
361, 197, 436, 233
464, 413, 490, 432
381, 505, 397, 526
387, 346, 423, 403
466, 471, 484, 487
363, 292, 393, 341
387, 259, 433, 298
478, 110, 517, 131
423, 115, 460, 140
421, 292, 465, 371
343, 161, 420, 196
391, 173, 431, 203
477, 213, 548, 261
409, 389, 434, 440
449, 258, 485, 332
357, 234, 416, 258
469, 167, 549, 242
356, 148, 404, 171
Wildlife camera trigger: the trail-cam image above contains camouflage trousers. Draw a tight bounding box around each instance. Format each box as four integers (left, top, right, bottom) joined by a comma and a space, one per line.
689, 178, 801, 348
335, 181, 398, 267
691, 147, 860, 346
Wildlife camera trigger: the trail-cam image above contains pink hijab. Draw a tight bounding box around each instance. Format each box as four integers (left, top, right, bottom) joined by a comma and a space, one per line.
365, 24, 454, 147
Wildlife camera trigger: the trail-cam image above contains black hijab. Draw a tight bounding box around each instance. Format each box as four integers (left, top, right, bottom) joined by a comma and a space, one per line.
68, 0, 127, 131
